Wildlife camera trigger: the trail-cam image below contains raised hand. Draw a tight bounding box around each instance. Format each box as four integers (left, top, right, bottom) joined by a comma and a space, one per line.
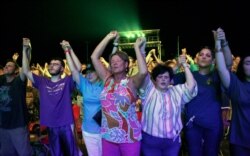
216, 28, 226, 41
212, 29, 222, 52
60, 40, 71, 51
23, 38, 31, 49
178, 54, 190, 68
134, 37, 146, 52
181, 48, 187, 55
22, 38, 32, 61
107, 31, 119, 40
212, 27, 227, 47
12, 52, 19, 61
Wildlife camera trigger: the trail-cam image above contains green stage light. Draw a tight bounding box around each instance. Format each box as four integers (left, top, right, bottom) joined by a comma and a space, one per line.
130, 33, 135, 38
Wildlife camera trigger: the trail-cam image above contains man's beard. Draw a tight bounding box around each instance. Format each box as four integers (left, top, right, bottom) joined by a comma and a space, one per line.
49, 70, 61, 76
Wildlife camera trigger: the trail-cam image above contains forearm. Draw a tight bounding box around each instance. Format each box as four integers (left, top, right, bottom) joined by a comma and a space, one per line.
22, 49, 31, 74
69, 49, 82, 72
91, 35, 111, 60
65, 51, 77, 73
22, 48, 35, 82
215, 51, 230, 88
65, 52, 80, 83
135, 47, 147, 76
222, 41, 233, 69
183, 64, 196, 91
91, 33, 114, 81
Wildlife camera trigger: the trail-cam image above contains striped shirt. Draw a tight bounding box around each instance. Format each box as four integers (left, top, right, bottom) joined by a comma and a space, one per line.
139, 75, 197, 139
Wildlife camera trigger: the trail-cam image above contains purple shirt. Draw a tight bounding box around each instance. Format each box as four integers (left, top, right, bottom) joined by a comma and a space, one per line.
227, 72, 250, 148
32, 74, 75, 127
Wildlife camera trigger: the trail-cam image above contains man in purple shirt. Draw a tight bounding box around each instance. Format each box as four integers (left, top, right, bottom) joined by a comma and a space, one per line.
22, 38, 79, 156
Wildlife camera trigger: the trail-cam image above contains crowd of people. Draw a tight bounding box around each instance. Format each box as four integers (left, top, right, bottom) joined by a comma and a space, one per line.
0, 28, 249, 156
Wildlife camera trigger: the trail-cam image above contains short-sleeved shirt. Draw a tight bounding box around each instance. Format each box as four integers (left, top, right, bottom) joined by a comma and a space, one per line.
174, 71, 223, 128
77, 73, 103, 134
100, 77, 141, 143
32, 74, 75, 127
0, 75, 28, 129
139, 75, 197, 139
226, 72, 250, 148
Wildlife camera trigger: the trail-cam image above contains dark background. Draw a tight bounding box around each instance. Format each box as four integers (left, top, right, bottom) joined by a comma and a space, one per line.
1, 0, 249, 66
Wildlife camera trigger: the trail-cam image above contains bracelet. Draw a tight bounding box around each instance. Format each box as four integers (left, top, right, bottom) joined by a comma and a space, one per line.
221, 41, 229, 48
113, 42, 118, 47
64, 50, 70, 54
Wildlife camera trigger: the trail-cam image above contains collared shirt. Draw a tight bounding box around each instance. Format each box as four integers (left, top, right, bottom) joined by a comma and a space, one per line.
139, 75, 197, 139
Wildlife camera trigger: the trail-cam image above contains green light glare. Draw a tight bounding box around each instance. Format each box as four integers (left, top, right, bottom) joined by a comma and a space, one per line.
120, 30, 145, 39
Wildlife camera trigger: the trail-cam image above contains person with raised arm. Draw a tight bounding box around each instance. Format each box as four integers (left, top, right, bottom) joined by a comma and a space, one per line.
214, 31, 250, 156
22, 38, 79, 156
173, 28, 233, 156
0, 39, 32, 156
91, 31, 148, 156
139, 54, 198, 156
61, 40, 103, 156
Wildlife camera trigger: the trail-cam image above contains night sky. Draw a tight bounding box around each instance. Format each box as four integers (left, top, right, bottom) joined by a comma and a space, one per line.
1, 0, 249, 66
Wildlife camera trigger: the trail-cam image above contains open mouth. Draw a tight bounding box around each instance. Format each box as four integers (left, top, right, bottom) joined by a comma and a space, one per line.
161, 82, 166, 86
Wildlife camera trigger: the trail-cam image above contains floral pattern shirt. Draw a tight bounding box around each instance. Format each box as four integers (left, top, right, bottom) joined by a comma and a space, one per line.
100, 77, 141, 143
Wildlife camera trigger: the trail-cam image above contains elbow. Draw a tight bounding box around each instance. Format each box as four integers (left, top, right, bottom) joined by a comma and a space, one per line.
187, 79, 197, 92
90, 54, 98, 61
191, 80, 197, 90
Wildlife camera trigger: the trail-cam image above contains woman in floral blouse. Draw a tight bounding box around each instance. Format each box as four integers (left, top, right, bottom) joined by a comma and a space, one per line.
91, 31, 148, 156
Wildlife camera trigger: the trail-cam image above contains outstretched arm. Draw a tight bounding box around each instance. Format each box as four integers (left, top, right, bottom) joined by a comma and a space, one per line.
178, 54, 196, 91
22, 38, 34, 83
60, 40, 81, 84
132, 37, 148, 89
213, 28, 233, 69
214, 35, 230, 89
91, 31, 118, 81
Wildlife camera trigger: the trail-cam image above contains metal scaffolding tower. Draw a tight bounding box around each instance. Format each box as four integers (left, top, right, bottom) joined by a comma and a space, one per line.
118, 29, 162, 59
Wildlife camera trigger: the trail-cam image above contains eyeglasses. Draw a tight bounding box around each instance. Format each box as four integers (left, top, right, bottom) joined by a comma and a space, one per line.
49, 63, 61, 66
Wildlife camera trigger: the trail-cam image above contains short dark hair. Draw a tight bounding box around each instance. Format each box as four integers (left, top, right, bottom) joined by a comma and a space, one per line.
151, 64, 174, 81
5, 59, 19, 70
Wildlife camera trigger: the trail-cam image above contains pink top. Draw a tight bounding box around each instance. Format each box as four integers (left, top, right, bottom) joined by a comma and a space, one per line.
100, 77, 141, 143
